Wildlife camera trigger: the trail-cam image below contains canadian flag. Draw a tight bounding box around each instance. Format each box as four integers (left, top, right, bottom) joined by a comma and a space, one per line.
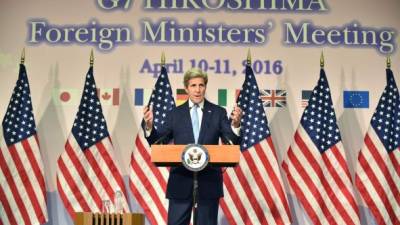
97, 88, 120, 106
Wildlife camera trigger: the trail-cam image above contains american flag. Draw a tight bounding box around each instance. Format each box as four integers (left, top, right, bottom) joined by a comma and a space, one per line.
260, 89, 287, 107
0, 64, 48, 225
220, 65, 291, 225
355, 68, 400, 225
282, 69, 360, 225
56, 66, 129, 219
129, 66, 175, 225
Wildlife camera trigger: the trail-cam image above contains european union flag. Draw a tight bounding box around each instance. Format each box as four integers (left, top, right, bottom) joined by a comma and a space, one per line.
343, 91, 369, 108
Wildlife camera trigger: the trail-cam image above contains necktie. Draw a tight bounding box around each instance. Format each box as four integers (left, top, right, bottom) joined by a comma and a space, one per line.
191, 104, 200, 143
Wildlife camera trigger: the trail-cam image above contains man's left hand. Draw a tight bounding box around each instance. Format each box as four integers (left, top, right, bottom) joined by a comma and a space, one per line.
230, 105, 243, 128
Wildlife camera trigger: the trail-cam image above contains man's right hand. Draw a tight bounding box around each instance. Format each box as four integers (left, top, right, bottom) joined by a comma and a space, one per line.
143, 105, 153, 130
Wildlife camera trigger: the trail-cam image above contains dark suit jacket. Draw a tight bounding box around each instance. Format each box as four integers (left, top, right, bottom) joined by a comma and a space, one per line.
145, 100, 240, 200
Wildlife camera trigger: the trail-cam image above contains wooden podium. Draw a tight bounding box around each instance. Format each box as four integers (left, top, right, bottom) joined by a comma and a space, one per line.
74, 212, 144, 225
151, 144, 240, 225
151, 144, 240, 167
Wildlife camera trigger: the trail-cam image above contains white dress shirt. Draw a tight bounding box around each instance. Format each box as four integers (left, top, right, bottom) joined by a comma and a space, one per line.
145, 99, 240, 137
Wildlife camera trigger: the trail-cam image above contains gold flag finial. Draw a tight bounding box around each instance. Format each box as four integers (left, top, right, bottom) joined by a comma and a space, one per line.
90, 49, 94, 66
387, 56, 391, 69
320, 51, 325, 68
161, 52, 166, 66
247, 49, 251, 65
20, 48, 25, 65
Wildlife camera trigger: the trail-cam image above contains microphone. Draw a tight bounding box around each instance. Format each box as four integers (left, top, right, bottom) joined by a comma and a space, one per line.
221, 134, 234, 145
220, 134, 234, 174
153, 131, 172, 145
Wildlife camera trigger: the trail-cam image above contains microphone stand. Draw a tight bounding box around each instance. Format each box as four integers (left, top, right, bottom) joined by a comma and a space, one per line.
221, 135, 234, 175
192, 135, 234, 225
193, 171, 198, 225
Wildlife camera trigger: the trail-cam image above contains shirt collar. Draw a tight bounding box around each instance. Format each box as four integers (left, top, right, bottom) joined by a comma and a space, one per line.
188, 99, 204, 109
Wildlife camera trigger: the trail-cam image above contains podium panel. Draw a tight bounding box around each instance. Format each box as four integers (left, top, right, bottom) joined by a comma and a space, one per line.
151, 144, 240, 167
74, 212, 145, 225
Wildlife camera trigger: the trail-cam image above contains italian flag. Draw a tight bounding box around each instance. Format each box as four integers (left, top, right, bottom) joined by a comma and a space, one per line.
218, 89, 240, 108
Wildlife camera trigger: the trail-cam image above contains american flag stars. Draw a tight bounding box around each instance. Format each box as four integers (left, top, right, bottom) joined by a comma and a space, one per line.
2, 71, 36, 146
237, 68, 269, 150
370, 73, 400, 152
71, 70, 109, 149
301, 73, 341, 152
148, 70, 175, 130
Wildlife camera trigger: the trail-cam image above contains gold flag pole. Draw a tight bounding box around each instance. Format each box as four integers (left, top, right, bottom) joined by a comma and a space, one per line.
320, 51, 325, 68
386, 56, 391, 69
247, 49, 251, 65
90, 49, 94, 66
20, 48, 25, 65
161, 52, 166, 67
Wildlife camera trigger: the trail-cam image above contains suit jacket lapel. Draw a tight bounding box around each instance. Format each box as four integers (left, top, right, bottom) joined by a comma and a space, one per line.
198, 100, 212, 144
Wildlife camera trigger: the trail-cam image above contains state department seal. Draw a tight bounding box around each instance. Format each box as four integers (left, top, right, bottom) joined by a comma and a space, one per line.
181, 144, 209, 172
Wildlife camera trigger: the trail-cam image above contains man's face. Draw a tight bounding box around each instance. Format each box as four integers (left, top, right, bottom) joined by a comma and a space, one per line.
185, 77, 206, 104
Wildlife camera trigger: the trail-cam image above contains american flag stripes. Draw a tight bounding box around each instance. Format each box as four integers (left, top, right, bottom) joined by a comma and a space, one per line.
56, 66, 129, 219
220, 65, 291, 225
282, 69, 360, 225
0, 64, 48, 225
355, 68, 400, 225
129, 66, 175, 225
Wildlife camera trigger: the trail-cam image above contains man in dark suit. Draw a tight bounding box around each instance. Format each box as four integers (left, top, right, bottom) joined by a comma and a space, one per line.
143, 68, 242, 225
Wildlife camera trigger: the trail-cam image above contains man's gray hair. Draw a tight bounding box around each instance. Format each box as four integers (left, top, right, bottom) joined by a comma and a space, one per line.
183, 68, 208, 87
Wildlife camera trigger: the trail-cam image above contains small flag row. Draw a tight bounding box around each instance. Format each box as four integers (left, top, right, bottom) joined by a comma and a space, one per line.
53, 88, 371, 109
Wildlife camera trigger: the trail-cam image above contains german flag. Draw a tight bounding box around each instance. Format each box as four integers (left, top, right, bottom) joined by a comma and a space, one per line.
176, 89, 188, 106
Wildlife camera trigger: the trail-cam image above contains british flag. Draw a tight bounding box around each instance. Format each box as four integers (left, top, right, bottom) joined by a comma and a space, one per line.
260, 90, 287, 107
